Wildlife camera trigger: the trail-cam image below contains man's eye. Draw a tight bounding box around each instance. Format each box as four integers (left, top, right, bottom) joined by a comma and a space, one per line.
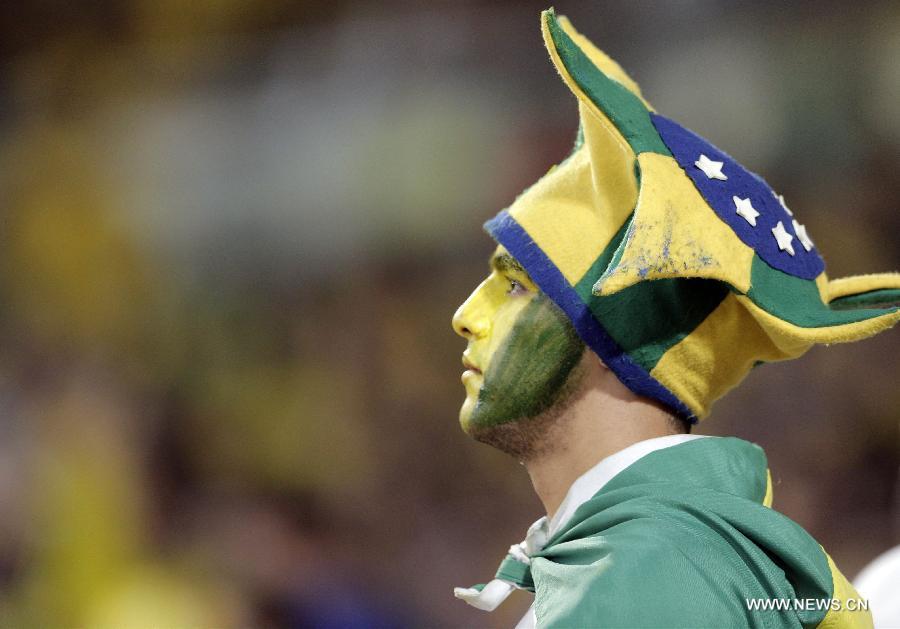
507, 279, 529, 296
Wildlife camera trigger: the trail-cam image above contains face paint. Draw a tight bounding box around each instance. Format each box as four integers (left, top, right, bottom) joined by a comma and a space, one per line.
452, 247, 585, 437
472, 292, 585, 430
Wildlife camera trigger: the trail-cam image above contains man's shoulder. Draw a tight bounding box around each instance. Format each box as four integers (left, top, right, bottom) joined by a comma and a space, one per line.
532, 507, 826, 628
526, 436, 851, 627
531, 518, 756, 627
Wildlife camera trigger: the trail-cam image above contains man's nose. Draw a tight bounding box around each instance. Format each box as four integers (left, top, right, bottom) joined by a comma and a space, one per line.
452, 291, 490, 340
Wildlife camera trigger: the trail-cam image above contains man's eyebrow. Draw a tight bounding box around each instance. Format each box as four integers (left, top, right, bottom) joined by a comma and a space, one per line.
490, 253, 527, 275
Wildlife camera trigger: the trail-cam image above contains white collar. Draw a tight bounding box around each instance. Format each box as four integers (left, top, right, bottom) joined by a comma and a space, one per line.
548, 433, 709, 535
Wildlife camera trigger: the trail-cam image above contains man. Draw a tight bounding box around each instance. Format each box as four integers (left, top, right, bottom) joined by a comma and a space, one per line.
451, 9, 900, 628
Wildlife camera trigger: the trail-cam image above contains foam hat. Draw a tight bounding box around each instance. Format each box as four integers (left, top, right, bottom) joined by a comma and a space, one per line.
485, 8, 900, 422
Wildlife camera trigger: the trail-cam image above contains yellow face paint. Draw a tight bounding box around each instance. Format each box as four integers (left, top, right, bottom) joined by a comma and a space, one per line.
452, 246, 584, 434
452, 246, 535, 429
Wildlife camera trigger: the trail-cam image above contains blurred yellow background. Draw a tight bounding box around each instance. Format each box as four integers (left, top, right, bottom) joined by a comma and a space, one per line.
0, 1, 898, 626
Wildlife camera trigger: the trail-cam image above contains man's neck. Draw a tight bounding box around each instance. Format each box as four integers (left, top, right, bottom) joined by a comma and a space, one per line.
523, 365, 682, 520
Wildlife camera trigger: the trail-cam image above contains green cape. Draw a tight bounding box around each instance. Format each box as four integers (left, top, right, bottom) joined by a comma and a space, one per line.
488, 438, 870, 628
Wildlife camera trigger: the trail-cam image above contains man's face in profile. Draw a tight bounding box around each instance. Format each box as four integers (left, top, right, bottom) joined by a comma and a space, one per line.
452, 246, 585, 456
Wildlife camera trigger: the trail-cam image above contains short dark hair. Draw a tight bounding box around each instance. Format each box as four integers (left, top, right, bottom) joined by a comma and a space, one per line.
668, 414, 692, 435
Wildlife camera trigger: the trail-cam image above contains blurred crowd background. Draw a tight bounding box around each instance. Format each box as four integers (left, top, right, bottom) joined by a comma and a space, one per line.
0, 1, 898, 627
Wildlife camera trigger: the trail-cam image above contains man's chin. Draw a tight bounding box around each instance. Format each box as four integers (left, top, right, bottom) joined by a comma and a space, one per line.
466, 411, 569, 462
459, 352, 587, 460
458, 398, 477, 432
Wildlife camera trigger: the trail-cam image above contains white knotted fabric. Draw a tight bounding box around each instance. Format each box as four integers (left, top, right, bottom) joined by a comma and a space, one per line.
453, 516, 550, 611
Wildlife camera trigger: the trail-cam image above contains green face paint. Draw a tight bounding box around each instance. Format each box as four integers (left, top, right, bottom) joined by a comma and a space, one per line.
466, 291, 585, 432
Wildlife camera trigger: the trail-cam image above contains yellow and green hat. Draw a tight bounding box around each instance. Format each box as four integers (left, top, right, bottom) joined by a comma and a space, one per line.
485, 9, 900, 422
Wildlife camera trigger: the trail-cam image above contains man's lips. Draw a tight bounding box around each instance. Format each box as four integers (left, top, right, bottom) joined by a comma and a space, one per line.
462, 354, 482, 374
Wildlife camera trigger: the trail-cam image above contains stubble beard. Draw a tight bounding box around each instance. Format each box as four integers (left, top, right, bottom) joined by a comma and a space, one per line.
468, 359, 586, 462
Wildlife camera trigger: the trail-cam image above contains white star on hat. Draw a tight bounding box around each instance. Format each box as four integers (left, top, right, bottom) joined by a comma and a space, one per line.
733, 196, 759, 226
772, 221, 795, 256
695, 154, 727, 180
776, 193, 793, 216
792, 219, 814, 251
